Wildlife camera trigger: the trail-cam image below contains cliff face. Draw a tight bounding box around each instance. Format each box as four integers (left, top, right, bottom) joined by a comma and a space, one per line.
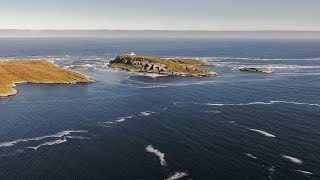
110, 54, 217, 76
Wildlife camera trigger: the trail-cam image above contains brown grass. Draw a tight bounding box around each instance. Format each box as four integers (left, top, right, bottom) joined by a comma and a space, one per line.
0, 60, 92, 97
113, 54, 216, 76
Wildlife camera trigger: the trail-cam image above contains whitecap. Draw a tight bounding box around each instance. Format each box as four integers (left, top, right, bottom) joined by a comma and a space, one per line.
282, 155, 303, 164
165, 171, 189, 180
27, 138, 67, 150
98, 121, 115, 127
248, 129, 276, 138
205, 101, 320, 107
145, 145, 167, 166
0, 130, 87, 148
245, 153, 258, 159
140, 111, 156, 116
206, 103, 226, 106
295, 170, 313, 175
115, 116, 134, 123
65, 136, 90, 140
136, 85, 168, 89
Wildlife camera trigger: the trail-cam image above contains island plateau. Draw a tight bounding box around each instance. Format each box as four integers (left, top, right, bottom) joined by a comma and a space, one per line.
110, 54, 217, 76
0, 60, 93, 97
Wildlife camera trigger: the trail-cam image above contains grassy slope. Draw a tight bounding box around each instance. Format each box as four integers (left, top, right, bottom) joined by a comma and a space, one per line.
0, 60, 92, 97
111, 54, 214, 75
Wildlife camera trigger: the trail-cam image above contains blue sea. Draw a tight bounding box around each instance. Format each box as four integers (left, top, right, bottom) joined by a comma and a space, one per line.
0, 37, 319, 179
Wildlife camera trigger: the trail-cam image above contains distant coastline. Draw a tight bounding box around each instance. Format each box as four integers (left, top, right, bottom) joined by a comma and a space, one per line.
1, 30, 320, 39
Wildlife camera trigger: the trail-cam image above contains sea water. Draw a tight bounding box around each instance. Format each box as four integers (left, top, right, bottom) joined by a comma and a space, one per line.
0, 37, 319, 179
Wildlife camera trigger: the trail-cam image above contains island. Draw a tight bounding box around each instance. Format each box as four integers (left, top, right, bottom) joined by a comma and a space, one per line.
70, 65, 90, 70
0, 60, 94, 97
109, 54, 217, 76
239, 67, 271, 73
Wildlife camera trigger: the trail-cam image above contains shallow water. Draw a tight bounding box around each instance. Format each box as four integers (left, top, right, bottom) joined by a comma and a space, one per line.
0, 37, 320, 179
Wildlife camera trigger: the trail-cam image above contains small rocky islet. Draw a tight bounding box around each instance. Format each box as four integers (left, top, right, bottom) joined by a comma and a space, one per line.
109, 54, 217, 76
238, 67, 272, 73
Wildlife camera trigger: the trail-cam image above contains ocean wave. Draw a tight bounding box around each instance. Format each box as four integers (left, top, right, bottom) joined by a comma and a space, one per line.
175, 100, 305, 106
134, 80, 217, 89
205, 56, 320, 61
274, 72, 320, 75
295, 170, 313, 175
0, 130, 87, 148
245, 153, 258, 159
135, 72, 169, 78
145, 145, 167, 166
248, 129, 276, 138
228, 121, 276, 139
137, 85, 169, 89
97, 121, 115, 127
282, 155, 303, 164
165, 172, 189, 180
115, 116, 134, 123
140, 111, 156, 116
98, 112, 155, 128
27, 138, 68, 150
206, 101, 320, 107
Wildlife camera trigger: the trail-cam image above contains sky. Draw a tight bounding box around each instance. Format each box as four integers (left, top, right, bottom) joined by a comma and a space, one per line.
0, 0, 319, 31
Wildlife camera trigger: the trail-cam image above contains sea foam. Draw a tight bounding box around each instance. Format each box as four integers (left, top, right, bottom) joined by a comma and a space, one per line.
145, 145, 167, 166
27, 138, 68, 150
140, 111, 156, 116
0, 130, 87, 148
295, 170, 313, 175
282, 155, 303, 164
248, 129, 276, 138
245, 153, 258, 159
115, 116, 134, 123
206, 101, 320, 107
165, 171, 189, 180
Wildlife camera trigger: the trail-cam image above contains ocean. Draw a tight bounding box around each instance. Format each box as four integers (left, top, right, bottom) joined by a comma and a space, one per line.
0, 37, 319, 179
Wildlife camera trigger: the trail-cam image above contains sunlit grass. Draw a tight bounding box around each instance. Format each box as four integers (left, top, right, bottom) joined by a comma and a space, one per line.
0, 60, 92, 96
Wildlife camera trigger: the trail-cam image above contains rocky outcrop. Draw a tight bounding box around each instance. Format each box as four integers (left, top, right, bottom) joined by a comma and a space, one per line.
131, 60, 168, 73
239, 67, 271, 73
110, 54, 217, 76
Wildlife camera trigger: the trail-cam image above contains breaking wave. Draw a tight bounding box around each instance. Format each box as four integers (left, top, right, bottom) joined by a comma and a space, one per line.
206, 101, 320, 107
145, 145, 167, 166
245, 153, 258, 159
134, 80, 216, 89
0, 130, 88, 148
165, 171, 189, 180
27, 138, 68, 150
228, 121, 276, 139
248, 129, 276, 138
282, 155, 303, 164
115, 116, 134, 123
97, 121, 115, 128
140, 111, 156, 116
295, 170, 313, 175
205, 56, 320, 61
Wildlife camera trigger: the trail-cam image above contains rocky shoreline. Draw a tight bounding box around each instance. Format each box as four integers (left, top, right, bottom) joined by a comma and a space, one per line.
239, 67, 272, 73
109, 54, 217, 76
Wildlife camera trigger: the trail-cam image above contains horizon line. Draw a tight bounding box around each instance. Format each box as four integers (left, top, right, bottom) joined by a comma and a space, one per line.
1, 29, 320, 32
